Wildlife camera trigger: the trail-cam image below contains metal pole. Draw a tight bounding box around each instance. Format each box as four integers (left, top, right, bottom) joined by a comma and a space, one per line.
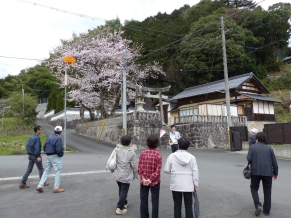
159, 92, 164, 126
122, 51, 127, 135
22, 85, 24, 116
64, 69, 67, 151
221, 16, 232, 149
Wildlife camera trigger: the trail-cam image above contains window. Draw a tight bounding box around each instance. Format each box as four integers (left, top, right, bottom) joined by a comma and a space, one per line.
179, 106, 198, 117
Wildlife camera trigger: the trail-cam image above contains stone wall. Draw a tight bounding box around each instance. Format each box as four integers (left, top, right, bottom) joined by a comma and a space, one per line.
128, 119, 168, 149
75, 113, 168, 149
176, 122, 228, 148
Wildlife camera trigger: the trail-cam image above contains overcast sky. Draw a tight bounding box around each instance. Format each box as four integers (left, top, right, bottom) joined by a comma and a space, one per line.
0, 0, 283, 79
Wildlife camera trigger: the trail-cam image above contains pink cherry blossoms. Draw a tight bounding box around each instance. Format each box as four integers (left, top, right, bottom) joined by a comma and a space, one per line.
47, 28, 164, 119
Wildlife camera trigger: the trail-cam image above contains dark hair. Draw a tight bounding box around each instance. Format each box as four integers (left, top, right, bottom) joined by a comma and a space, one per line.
121, 135, 131, 146
54, 130, 62, 134
178, 137, 190, 150
170, 124, 176, 129
147, 134, 159, 148
34, 126, 41, 133
256, 132, 267, 143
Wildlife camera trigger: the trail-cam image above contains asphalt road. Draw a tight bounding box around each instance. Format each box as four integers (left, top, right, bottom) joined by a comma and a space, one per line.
0, 122, 290, 218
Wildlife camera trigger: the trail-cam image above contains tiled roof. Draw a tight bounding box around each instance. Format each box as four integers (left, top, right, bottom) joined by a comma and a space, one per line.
239, 93, 280, 102
170, 72, 266, 101
283, 56, 291, 61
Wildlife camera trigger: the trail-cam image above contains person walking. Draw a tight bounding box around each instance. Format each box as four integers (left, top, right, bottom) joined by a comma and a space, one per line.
169, 125, 181, 153
112, 135, 138, 215
138, 134, 162, 218
36, 126, 64, 193
247, 132, 278, 216
19, 126, 49, 189
164, 137, 199, 218
249, 128, 258, 146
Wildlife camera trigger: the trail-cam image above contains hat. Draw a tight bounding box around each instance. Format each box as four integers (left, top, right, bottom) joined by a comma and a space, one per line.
250, 128, 258, 134
54, 126, 63, 131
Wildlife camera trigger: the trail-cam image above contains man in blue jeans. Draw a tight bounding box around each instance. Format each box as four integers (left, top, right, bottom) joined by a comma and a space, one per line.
36, 126, 64, 193
19, 126, 49, 189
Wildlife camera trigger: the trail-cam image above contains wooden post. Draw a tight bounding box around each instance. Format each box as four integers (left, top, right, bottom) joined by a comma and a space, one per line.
159, 92, 164, 126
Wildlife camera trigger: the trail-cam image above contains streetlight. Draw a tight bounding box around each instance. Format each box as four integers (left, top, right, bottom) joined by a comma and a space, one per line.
62, 56, 76, 152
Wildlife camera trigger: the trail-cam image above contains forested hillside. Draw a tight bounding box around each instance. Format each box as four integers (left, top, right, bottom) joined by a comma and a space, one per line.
0, 0, 290, 115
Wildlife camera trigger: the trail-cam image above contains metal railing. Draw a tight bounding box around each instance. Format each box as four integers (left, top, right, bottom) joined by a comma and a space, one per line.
127, 111, 160, 121
174, 115, 246, 124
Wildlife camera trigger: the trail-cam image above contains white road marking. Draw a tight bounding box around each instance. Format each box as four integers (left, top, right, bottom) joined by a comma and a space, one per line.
0, 170, 109, 181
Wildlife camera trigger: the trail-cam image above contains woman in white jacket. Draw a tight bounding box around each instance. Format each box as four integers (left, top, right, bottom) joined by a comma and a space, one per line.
164, 137, 199, 218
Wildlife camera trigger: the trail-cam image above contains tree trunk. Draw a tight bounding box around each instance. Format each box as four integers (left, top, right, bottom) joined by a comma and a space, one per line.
80, 105, 84, 121
110, 85, 121, 115
82, 104, 95, 121
99, 88, 108, 118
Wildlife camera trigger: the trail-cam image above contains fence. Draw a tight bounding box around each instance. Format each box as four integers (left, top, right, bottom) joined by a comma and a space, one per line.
264, 123, 291, 144
174, 115, 246, 124
127, 111, 161, 121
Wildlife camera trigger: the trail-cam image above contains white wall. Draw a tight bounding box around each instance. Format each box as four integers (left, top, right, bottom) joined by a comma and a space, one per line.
222, 105, 238, 116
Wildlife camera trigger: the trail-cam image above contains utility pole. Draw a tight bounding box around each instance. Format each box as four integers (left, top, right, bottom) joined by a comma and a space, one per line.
64, 68, 67, 152
221, 16, 232, 149
122, 48, 128, 135
22, 85, 24, 116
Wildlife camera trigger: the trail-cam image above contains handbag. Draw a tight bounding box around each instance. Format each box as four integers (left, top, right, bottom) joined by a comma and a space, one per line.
169, 139, 174, 146
193, 191, 200, 218
243, 163, 251, 179
106, 148, 117, 171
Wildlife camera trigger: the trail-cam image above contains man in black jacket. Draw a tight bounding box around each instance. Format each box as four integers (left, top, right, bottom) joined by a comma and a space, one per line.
36, 126, 64, 193
247, 132, 278, 217
19, 126, 49, 188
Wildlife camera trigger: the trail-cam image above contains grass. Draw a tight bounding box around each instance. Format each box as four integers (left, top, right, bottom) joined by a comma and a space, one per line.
267, 89, 291, 123
0, 118, 74, 155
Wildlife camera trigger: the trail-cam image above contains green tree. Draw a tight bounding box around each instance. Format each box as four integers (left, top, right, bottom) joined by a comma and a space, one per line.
24, 64, 60, 100
186, 0, 224, 24
177, 14, 259, 85
222, 0, 257, 9
7, 92, 38, 119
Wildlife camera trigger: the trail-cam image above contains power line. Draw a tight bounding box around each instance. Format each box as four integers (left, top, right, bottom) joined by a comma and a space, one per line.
247, 37, 290, 54
11, 0, 187, 39
0, 55, 45, 61
11, 0, 105, 22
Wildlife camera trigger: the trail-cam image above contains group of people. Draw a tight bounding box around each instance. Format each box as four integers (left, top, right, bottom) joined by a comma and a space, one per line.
108, 133, 199, 218
19, 125, 279, 217
19, 125, 65, 193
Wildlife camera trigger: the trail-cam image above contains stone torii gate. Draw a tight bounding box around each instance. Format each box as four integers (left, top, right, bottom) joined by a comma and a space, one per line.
127, 82, 171, 125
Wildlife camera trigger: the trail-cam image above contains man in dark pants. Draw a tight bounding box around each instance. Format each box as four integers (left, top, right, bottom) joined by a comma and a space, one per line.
247, 132, 278, 217
164, 137, 199, 218
19, 126, 49, 188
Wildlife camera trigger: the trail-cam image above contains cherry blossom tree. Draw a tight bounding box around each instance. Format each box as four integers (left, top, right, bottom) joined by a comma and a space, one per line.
47, 28, 164, 119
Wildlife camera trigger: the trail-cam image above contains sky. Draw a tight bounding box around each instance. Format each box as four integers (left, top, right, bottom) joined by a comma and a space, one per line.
0, 0, 283, 79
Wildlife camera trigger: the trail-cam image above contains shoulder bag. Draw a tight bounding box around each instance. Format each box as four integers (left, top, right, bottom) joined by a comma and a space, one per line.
243, 163, 251, 179
106, 148, 117, 171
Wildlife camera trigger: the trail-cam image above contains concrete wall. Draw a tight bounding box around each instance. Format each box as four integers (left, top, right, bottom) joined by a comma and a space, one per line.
75, 116, 123, 145
242, 142, 291, 159
270, 145, 291, 159
245, 121, 276, 132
